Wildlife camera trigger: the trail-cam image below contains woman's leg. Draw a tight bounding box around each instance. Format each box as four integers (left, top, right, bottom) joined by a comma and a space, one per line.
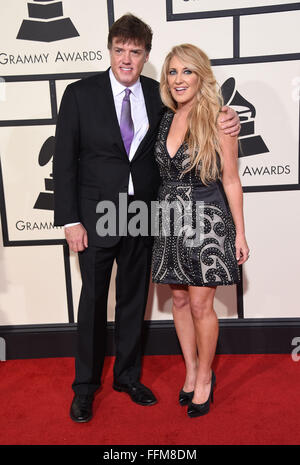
188, 286, 218, 404
170, 284, 197, 392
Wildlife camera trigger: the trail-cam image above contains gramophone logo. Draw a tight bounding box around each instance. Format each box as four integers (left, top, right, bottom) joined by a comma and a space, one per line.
221, 77, 269, 158
17, 0, 79, 43
34, 136, 55, 210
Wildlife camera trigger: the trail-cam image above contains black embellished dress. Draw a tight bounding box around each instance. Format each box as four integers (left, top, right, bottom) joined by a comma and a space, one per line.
151, 110, 240, 287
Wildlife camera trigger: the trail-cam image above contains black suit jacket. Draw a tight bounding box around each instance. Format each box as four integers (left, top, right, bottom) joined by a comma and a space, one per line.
53, 69, 164, 247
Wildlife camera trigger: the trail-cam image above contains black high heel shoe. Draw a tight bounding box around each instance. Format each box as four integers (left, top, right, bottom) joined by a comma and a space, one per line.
187, 371, 216, 418
179, 389, 194, 406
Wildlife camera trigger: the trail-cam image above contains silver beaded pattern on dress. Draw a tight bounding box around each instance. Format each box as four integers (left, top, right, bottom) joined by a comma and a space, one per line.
152, 110, 240, 287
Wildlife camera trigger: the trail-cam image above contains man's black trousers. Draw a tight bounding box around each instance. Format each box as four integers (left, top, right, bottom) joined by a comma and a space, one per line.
72, 233, 152, 395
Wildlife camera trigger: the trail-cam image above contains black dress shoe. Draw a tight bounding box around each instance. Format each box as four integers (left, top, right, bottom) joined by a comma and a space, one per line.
179, 389, 194, 406
113, 381, 157, 406
70, 394, 94, 423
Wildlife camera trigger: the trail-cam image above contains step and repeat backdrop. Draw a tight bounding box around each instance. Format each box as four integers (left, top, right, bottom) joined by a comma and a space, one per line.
0, 0, 299, 327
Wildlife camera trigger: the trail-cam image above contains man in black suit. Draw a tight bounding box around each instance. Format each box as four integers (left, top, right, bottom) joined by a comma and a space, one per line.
53, 14, 240, 423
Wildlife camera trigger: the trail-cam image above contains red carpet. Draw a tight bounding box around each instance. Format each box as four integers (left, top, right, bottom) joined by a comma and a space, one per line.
0, 354, 299, 445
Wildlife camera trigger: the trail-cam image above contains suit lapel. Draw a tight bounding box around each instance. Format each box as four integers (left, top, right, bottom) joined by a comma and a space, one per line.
141, 75, 157, 135
130, 75, 158, 162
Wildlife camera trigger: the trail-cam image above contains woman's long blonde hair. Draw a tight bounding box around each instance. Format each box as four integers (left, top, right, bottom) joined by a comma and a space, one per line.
160, 44, 223, 184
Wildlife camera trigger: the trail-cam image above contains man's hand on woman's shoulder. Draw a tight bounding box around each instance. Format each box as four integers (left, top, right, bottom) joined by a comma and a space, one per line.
218, 106, 241, 137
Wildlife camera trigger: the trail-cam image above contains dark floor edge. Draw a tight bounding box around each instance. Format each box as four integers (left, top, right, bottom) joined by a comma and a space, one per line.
0, 318, 299, 358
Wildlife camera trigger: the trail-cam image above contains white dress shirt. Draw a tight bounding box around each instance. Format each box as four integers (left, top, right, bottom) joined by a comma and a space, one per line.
64, 68, 149, 228
109, 68, 149, 194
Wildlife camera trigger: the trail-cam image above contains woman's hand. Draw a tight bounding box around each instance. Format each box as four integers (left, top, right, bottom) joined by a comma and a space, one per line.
235, 234, 250, 265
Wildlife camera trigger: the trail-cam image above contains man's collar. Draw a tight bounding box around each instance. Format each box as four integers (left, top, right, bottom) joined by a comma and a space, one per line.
109, 68, 141, 97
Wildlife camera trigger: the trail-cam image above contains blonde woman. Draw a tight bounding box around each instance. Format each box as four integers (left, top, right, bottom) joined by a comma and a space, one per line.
152, 44, 249, 417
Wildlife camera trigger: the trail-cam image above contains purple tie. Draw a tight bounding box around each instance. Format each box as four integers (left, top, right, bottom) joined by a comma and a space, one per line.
120, 88, 134, 155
